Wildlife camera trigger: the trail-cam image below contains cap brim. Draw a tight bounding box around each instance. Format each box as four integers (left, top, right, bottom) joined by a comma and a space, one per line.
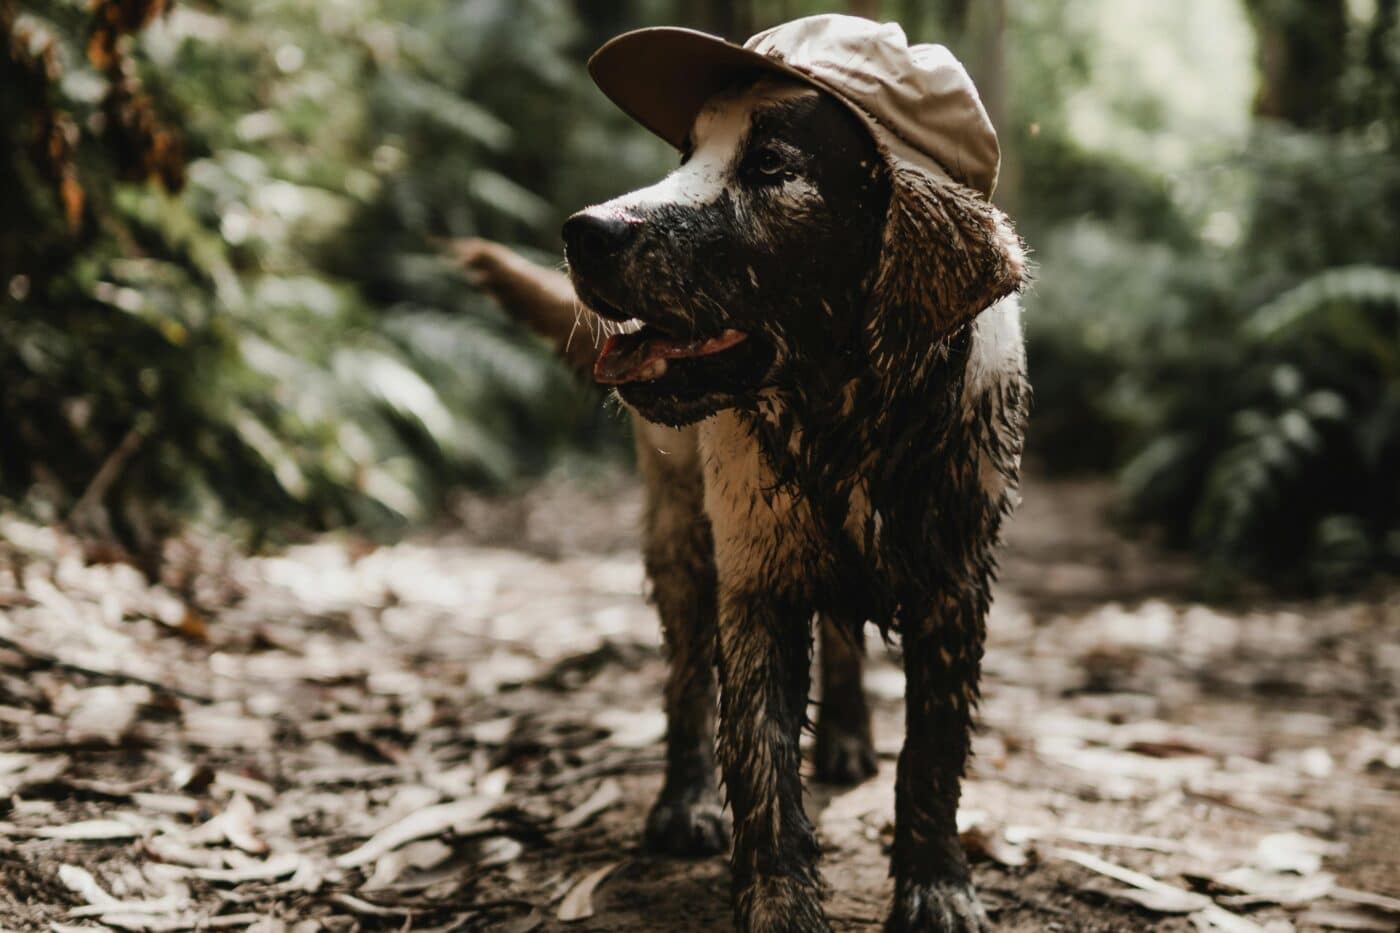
588, 27, 809, 151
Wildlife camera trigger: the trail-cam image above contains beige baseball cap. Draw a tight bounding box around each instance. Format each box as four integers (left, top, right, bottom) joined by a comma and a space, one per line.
588, 14, 1000, 199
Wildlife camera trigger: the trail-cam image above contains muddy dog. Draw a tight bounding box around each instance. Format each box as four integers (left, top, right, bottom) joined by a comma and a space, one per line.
460, 37, 1028, 933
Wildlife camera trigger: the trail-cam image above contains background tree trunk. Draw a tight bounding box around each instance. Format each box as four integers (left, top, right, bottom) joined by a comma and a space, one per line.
1243, 0, 1348, 129
572, 0, 639, 56
683, 0, 753, 37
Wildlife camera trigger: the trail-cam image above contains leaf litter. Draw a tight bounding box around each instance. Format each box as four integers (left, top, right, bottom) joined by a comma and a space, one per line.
0, 472, 1392, 930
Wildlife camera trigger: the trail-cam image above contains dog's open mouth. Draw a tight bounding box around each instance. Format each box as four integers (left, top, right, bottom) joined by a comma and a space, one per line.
578, 292, 774, 425
594, 325, 749, 385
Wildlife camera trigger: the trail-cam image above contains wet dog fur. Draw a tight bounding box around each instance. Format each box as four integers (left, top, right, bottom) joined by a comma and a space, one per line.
461, 76, 1028, 933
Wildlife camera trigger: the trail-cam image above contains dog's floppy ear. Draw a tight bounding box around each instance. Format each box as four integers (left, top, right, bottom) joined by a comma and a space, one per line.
865, 163, 1028, 372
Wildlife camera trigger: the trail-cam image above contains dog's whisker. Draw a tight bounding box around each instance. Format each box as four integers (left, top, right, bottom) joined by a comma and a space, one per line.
567, 291, 592, 356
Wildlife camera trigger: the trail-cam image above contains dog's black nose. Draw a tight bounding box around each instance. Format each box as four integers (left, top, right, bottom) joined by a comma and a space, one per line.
563, 212, 636, 266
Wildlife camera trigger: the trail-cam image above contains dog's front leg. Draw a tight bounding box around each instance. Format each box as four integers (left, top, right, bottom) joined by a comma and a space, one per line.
887, 603, 990, 933
718, 589, 828, 933
636, 426, 728, 856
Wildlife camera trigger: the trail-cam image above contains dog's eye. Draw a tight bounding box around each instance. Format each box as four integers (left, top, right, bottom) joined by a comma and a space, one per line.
744, 147, 796, 188
754, 148, 786, 177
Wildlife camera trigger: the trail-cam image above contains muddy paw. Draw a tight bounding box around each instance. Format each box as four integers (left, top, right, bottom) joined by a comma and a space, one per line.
814, 721, 878, 785
737, 874, 831, 933
886, 880, 991, 932
644, 789, 729, 857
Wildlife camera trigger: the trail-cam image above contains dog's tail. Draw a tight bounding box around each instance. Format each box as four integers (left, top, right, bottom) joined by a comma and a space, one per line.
452, 238, 600, 375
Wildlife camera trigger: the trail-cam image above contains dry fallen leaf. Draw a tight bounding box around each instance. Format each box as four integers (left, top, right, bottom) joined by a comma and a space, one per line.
1212, 866, 1335, 906
959, 823, 1027, 868
477, 835, 524, 868
593, 709, 666, 748
1252, 832, 1346, 875
331, 893, 411, 917
1108, 885, 1209, 914
555, 778, 622, 831
185, 793, 265, 853
285, 852, 335, 893
59, 864, 186, 920
0, 754, 70, 796
212, 770, 276, 803
1192, 905, 1274, 933
181, 705, 273, 750
189, 852, 301, 883
558, 860, 623, 923
59, 864, 120, 908
68, 898, 186, 919
361, 838, 453, 890
1051, 848, 1273, 931
142, 836, 227, 870
335, 796, 496, 868
63, 685, 149, 743
470, 715, 517, 745
130, 793, 201, 817
29, 818, 141, 840
1331, 885, 1400, 916
93, 911, 264, 931
1005, 824, 1189, 854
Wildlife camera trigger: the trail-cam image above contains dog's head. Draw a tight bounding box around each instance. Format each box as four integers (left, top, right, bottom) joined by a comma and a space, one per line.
565, 76, 1027, 427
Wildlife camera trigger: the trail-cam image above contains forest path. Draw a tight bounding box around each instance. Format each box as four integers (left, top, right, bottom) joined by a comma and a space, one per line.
0, 472, 1395, 931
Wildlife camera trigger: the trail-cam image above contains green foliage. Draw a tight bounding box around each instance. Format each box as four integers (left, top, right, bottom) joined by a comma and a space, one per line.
1123, 265, 1400, 590
1026, 124, 1400, 591
1005, 0, 1400, 591
1, 0, 632, 557
4, 0, 1397, 592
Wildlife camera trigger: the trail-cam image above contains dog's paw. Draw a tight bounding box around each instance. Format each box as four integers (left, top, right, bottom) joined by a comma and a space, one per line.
644, 789, 729, 857
813, 721, 878, 785
886, 880, 991, 932
737, 874, 831, 933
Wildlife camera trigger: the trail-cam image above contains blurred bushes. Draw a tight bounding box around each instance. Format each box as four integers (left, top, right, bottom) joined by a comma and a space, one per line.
1020, 2, 1400, 591
3, 0, 1397, 591
1, 0, 657, 559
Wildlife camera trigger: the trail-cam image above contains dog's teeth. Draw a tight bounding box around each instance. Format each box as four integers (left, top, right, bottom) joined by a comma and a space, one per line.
639, 358, 668, 381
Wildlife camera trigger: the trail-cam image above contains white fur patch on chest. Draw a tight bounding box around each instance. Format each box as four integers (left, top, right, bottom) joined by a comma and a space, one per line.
698, 410, 811, 594
963, 296, 1025, 403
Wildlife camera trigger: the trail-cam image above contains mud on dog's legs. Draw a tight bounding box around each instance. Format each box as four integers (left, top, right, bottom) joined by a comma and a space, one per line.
886, 596, 991, 933
636, 430, 728, 856
815, 614, 876, 785
718, 589, 828, 933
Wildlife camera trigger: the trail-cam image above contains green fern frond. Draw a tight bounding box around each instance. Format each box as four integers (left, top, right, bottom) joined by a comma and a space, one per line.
1247, 265, 1400, 339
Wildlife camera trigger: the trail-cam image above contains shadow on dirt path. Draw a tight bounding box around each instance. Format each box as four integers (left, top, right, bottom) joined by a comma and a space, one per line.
0, 472, 1395, 931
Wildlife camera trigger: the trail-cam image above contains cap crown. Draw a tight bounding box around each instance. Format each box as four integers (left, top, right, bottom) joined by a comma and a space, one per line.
745, 15, 1000, 197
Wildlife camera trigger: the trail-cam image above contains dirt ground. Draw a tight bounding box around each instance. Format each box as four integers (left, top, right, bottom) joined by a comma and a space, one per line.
0, 471, 1396, 931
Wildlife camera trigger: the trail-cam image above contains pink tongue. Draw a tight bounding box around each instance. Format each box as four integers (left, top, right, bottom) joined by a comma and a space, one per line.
594, 329, 747, 385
